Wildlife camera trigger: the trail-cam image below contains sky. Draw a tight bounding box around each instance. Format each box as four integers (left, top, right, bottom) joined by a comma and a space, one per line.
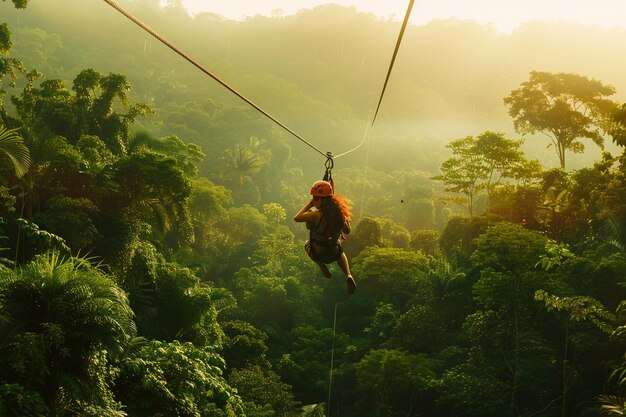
163, 0, 626, 33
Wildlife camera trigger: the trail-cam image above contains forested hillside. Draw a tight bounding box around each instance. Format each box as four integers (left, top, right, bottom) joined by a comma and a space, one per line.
1, 0, 626, 416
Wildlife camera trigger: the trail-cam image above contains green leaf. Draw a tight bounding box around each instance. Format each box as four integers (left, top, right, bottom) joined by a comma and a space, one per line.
0, 126, 30, 178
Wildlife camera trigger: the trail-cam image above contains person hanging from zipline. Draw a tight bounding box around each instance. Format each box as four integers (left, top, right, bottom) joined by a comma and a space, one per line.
294, 180, 356, 294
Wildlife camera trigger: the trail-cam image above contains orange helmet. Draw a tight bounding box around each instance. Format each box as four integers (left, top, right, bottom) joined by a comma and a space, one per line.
310, 180, 333, 197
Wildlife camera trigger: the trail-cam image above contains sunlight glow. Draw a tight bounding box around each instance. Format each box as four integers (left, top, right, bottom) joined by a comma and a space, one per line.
164, 0, 626, 33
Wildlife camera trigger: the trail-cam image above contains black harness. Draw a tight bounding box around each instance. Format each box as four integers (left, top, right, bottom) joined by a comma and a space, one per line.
306, 210, 343, 264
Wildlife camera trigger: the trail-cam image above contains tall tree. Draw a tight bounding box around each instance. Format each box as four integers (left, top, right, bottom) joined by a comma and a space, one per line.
504, 71, 617, 169
474, 131, 538, 212
535, 290, 614, 417
433, 136, 486, 217
470, 222, 554, 414
433, 132, 536, 216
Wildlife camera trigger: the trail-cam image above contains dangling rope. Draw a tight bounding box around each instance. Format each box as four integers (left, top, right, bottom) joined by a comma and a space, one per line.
333, 0, 415, 160
327, 302, 339, 417
102, 0, 328, 159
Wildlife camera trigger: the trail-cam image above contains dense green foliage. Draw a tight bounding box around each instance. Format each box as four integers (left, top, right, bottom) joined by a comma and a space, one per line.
0, 1, 625, 416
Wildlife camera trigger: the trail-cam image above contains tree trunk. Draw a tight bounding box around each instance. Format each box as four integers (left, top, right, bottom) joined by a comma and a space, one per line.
558, 143, 566, 170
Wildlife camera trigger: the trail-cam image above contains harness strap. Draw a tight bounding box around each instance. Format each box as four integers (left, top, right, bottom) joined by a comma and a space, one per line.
310, 211, 342, 247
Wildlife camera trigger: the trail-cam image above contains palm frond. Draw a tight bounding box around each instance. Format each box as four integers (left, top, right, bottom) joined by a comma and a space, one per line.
0, 126, 31, 178
135, 198, 173, 232
598, 394, 626, 415
604, 218, 626, 252
128, 130, 156, 153
208, 286, 237, 314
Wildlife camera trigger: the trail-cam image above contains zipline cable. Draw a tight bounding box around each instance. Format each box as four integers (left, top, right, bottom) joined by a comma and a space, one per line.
333, 0, 415, 160
332, 114, 373, 159
102, 0, 328, 159
103, 0, 414, 164
371, 0, 415, 126
356, 124, 373, 223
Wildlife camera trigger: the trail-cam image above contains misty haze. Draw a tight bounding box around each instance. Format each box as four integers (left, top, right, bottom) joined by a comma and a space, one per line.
0, 1, 625, 416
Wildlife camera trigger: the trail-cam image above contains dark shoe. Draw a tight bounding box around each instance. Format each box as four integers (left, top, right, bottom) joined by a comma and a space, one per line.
346, 276, 356, 294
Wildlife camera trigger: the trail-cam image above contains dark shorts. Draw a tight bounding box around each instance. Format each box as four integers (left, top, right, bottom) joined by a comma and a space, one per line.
305, 239, 343, 264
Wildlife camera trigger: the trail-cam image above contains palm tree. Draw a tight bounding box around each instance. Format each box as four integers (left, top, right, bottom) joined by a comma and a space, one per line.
0, 126, 33, 266
0, 251, 136, 414
220, 137, 270, 191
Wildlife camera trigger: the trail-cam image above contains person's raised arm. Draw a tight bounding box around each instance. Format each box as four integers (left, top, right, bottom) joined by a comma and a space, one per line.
294, 199, 319, 223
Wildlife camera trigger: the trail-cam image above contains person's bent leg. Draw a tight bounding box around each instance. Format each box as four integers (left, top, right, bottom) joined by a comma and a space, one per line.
337, 252, 356, 294
317, 262, 332, 278
337, 252, 351, 278
307, 240, 332, 278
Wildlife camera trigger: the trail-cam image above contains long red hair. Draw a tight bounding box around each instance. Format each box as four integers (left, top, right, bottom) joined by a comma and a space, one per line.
330, 194, 353, 223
